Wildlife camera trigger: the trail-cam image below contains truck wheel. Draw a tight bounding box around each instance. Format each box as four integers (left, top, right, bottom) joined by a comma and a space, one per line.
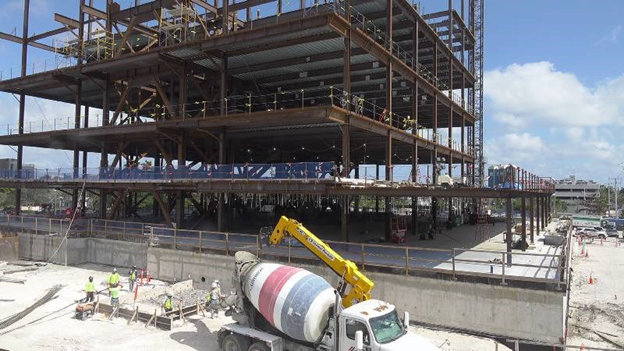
248, 342, 270, 351
222, 334, 251, 351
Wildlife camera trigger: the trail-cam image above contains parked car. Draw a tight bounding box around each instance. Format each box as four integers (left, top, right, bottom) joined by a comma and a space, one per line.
576, 227, 607, 239
605, 228, 619, 238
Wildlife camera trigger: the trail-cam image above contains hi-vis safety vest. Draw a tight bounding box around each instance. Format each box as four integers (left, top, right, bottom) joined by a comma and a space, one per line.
129, 270, 136, 280
164, 298, 173, 310
108, 273, 120, 285
109, 287, 120, 299
86, 282, 95, 293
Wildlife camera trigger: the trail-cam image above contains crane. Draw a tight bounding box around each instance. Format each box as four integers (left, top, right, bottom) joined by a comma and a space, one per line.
266, 215, 374, 308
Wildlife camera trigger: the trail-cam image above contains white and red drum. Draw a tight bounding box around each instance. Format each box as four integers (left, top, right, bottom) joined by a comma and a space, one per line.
242, 263, 335, 343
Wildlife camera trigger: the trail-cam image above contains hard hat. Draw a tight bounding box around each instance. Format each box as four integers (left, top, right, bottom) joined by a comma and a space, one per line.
113, 268, 117, 272
211, 282, 218, 288
167, 293, 172, 297
214, 280, 220, 284
133, 265, 136, 269
88, 276, 93, 282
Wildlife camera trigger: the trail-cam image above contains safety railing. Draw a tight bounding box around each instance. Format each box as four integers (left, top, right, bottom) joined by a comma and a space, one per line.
0, 56, 76, 82
2, 114, 104, 136
0, 213, 567, 288
0, 162, 336, 182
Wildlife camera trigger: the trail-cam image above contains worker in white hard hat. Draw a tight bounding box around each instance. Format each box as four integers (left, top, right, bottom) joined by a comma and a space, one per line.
213, 280, 222, 296
206, 282, 224, 319
107, 268, 121, 294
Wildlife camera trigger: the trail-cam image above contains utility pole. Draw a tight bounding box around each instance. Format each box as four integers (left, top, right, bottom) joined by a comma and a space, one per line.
608, 182, 611, 216
615, 178, 619, 218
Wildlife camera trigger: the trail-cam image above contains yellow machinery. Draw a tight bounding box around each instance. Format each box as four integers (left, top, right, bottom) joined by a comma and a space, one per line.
267, 216, 374, 308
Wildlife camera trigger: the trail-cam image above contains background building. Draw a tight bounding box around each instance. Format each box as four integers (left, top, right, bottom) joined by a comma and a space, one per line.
554, 175, 600, 214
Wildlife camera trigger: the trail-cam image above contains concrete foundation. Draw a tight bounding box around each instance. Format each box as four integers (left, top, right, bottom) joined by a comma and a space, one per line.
18, 233, 87, 265
88, 238, 147, 269
16, 234, 565, 344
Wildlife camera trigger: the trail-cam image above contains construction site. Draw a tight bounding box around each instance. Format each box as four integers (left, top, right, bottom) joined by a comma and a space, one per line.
0, 1, 620, 351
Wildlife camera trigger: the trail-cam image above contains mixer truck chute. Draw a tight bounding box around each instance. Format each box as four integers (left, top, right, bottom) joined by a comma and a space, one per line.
266, 216, 374, 308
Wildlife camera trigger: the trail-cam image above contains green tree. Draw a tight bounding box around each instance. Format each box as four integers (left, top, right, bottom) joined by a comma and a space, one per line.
554, 198, 568, 213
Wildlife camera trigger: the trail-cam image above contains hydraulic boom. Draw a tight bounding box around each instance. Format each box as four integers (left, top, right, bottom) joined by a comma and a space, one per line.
268, 216, 374, 308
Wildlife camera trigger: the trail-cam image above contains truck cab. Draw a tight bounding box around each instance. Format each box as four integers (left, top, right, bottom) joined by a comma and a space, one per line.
339, 299, 441, 351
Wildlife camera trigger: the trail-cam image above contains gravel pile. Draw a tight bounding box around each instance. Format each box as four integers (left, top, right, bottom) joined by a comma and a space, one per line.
143, 289, 210, 308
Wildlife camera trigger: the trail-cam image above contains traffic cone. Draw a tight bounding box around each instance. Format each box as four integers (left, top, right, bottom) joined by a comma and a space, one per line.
140, 269, 144, 286
134, 284, 139, 301
581, 343, 585, 350
146, 270, 151, 284
589, 275, 593, 285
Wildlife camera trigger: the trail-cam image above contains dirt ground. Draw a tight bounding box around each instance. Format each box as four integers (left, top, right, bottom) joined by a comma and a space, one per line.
0, 262, 513, 351
566, 235, 624, 350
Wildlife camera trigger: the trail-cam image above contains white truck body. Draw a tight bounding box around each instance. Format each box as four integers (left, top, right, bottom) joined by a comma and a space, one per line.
218, 299, 441, 351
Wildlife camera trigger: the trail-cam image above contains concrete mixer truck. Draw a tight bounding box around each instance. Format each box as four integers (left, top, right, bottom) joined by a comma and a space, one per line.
217, 217, 441, 351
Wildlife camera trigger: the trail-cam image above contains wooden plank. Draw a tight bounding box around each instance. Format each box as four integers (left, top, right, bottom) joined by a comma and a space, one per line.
99, 302, 172, 330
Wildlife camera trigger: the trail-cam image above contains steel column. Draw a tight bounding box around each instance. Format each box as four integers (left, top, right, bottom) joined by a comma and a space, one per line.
217, 131, 226, 231
15, 0, 30, 215
530, 196, 535, 243
536, 194, 540, 235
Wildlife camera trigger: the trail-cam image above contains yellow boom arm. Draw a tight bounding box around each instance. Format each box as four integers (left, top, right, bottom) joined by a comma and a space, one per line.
268, 216, 374, 308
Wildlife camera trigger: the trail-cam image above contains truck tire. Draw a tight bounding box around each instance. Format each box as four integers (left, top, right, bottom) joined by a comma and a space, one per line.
222, 334, 251, 351
248, 342, 270, 351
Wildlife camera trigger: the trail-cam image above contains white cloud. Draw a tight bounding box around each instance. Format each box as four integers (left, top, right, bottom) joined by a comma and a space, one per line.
485, 62, 624, 128
485, 133, 545, 165
599, 25, 623, 44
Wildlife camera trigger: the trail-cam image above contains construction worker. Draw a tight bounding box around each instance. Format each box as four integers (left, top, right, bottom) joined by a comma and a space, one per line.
109, 284, 121, 307
213, 280, 221, 295
207, 282, 224, 319
163, 293, 174, 313
128, 265, 137, 293
108, 268, 121, 289
85, 276, 96, 303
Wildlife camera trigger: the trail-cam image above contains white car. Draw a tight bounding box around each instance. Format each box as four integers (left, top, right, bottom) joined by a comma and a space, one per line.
576, 227, 607, 240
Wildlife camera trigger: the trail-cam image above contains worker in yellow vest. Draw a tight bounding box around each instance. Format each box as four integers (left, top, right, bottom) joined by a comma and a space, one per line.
108, 268, 121, 290
109, 285, 121, 307
128, 266, 137, 293
163, 293, 173, 313
85, 276, 95, 302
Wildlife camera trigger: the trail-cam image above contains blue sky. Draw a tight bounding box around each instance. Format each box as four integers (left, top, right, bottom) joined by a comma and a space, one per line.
0, 0, 623, 183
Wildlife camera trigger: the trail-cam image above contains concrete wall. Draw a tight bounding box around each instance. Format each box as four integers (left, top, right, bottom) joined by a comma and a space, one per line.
0, 236, 19, 261
17, 233, 87, 265
17, 234, 144, 269
146, 248, 565, 344
87, 238, 147, 269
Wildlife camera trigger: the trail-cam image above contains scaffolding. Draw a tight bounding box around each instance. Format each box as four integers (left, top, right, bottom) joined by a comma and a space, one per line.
84, 28, 115, 62
159, 3, 203, 46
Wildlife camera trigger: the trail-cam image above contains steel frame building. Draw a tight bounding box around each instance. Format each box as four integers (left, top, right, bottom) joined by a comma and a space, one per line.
0, 0, 553, 247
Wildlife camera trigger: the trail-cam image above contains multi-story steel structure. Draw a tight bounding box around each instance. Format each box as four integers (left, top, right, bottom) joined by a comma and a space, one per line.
0, 0, 553, 247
